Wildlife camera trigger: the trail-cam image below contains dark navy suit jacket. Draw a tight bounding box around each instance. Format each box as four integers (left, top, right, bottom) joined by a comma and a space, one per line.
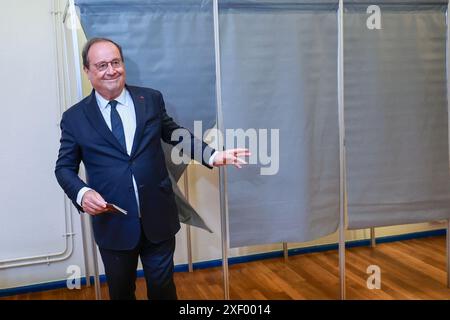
55, 85, 214, 250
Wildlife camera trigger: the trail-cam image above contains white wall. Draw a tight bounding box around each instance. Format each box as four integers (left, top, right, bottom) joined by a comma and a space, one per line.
0, 0, 445, 292
0, 0, 88, 289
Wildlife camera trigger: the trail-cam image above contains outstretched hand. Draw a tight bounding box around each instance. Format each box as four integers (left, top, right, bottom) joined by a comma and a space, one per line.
212, 148, 251, 168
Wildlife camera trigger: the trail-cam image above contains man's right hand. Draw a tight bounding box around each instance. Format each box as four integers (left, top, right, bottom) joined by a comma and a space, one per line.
81, 190, 108, 215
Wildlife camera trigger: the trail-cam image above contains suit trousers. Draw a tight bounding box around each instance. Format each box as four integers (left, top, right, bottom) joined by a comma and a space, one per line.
99, 222, 177, 300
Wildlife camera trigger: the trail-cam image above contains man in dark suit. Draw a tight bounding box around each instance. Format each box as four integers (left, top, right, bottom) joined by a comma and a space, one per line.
55, 37, 248, 300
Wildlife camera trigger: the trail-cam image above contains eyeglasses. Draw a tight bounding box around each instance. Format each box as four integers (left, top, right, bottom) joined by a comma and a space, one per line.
91, 59, 123, 72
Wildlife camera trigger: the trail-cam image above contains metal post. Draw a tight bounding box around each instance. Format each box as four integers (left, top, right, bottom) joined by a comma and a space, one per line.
337, 0, 347, 300
67, 0, 101, 299
447, 219, 450, 288
183, 165, 194, 273
89, 215, 102, 300
283, 242, 289, 261
370, 228, 376, 248
213, 0, 230, 300
67, 0, 82, 102
446, 0, 450, 291
62, 0, 70, 24
80, 215, 91, 287
61, 0, 90, 287
446, 0, 450, 290
186, 226, 193, 273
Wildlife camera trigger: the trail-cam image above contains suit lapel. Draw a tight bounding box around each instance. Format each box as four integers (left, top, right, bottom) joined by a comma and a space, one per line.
82, 90, 128, 155
128, 86, 146, 157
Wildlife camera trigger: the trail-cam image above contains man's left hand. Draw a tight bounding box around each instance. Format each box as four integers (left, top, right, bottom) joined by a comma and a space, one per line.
212, 148, 251, 168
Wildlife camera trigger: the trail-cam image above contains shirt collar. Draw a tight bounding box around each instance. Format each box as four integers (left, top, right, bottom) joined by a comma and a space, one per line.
95, 88, 128, 111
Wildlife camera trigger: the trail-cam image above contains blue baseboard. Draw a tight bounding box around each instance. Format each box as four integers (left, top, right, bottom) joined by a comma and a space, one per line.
0, 228, 446, 298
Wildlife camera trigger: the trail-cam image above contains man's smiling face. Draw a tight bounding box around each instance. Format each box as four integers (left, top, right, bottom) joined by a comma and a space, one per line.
84, 40, 126, 100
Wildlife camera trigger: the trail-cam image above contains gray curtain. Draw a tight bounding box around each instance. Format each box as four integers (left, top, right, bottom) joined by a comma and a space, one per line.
75, 0, 450, 241
344, 1, 450, 229
219, 0, 341, 247
75, 0, 216, 231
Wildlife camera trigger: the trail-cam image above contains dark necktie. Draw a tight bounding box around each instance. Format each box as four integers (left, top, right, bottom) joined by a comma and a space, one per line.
109, 100, 127, 151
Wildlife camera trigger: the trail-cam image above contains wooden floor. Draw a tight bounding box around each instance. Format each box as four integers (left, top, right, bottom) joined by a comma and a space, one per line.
2, 235, 450, 300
